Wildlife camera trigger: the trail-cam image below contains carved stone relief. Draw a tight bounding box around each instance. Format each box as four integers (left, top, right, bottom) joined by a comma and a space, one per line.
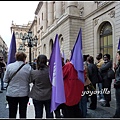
108, 10, 115, 18
94, 19, 99, 26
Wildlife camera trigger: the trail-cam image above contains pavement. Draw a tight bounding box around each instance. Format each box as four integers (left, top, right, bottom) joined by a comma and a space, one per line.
0, 81, 116, 119
86, 80, 116, 118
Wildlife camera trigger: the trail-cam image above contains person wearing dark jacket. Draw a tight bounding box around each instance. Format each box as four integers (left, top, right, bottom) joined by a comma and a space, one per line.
29, 55, 53, 118
87, 56, 98, 110
99, 54, 112, 107
112, 51, 120, 118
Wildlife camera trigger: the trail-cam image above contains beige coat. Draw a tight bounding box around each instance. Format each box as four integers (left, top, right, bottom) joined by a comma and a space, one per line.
84, 64, 91, 86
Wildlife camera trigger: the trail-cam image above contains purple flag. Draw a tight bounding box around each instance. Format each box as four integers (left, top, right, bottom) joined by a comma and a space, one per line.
118, 38, 120, 50
70, 28, 85, 84
49, 34, 66, 112
7, 32, 16, 65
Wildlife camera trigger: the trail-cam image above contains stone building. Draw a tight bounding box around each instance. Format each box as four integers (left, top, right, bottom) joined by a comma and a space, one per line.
10, 21, 32, 62
11, 1, 120, 63
29, 16, 37, 60
34, 1, 119, 62
11, 16, 38, 63
0, 36, 8, 63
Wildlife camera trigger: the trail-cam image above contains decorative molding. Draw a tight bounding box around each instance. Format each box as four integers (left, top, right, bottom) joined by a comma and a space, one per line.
80, 7, 84, 17
94, 19, 99, 26
108, 10, 115, 18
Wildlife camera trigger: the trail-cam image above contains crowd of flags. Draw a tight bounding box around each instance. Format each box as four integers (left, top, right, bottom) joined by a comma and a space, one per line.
49, 28, 84, 112
8, 28, 120, 112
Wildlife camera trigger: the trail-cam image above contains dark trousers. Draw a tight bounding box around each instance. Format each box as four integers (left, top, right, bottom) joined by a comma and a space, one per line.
114, 88, 120, 117
33, 99, 53, 118
0, 72, 4, 89
89, 84, 97, 109
6, 96, 29, 118
54, 103, 64, 118
102, 79, 112, 102
62, 103, 82, 118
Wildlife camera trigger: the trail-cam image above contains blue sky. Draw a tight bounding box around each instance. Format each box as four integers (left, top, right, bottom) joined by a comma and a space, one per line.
0, 1, 39, 50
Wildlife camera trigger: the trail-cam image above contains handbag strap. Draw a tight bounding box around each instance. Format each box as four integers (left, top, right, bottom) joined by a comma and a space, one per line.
7, 63, 25, 85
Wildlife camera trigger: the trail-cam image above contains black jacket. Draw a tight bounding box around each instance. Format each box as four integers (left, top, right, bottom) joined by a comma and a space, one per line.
87, 63, 99, 85
99, 60, 112, 80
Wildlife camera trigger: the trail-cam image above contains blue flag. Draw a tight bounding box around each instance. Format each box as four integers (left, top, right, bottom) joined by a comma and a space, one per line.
70, 28, 85, 84
7, 32, 16, 65
118, 38, 120, 50
49, 34, 66, 112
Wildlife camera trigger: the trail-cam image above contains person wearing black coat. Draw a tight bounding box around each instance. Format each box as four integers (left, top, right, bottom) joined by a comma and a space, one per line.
87, 56, 98, 110
112, 51, 120, 118
99, 54, 112, 107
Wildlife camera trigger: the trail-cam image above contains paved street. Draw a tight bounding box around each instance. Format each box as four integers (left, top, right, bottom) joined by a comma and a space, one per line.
0, 80, 116, 119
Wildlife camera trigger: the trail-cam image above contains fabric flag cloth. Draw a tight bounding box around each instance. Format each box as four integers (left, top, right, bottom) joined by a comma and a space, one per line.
7, 31, 16, 65
49, 34, 66, 112
70, 28, 85, 84
118, 38, 120, 50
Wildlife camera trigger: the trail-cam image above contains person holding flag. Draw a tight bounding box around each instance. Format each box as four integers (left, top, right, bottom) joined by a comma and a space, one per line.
49, 34, 66, 117
3, 32, 32, 119
61, 28, 84, 118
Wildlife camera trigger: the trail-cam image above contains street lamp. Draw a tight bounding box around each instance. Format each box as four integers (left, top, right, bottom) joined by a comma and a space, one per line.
22, 30, 38, 66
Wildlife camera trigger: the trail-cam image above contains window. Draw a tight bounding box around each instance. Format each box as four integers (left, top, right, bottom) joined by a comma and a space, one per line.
42, 13, 43, 20
43, 44, 46, 54
24, 33, 27, 37
39, 18, 40, 25
49, 39, 53, 57
15, 32, 19, 38
20, 33, 23, 39
100, 22, 113, 59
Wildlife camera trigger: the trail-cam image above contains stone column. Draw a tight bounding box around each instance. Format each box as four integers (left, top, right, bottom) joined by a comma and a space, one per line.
55, 1, 62, 19
48, 2, 54, 27
65, 2, 79, 16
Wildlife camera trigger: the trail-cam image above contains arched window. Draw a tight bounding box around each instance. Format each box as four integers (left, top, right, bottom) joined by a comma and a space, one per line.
20, 33, 23, 39
43, 44, 46, 54
15, 32, 19, 38
100, 22, 113, 59
24, 33, 27, 37
49, 39, 53, 57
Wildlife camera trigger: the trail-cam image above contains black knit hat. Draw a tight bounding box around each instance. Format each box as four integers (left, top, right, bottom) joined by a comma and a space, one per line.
103, 54, 110, 60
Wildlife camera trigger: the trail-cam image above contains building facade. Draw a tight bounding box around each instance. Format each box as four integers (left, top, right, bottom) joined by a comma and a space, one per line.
0, 36, 8, 63
11, 1, 120, 63
10, 21, 32, 62
34, 1, 119, 63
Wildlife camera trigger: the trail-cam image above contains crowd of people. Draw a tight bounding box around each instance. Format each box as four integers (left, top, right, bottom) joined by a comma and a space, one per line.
0, 51, 120, 118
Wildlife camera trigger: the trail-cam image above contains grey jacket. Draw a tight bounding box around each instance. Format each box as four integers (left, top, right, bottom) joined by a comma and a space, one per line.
3, 61, 32, 97
29, 66, 52, 101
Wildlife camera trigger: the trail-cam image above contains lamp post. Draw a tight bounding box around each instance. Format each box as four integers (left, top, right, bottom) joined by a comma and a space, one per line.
22, 30, 38, 66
